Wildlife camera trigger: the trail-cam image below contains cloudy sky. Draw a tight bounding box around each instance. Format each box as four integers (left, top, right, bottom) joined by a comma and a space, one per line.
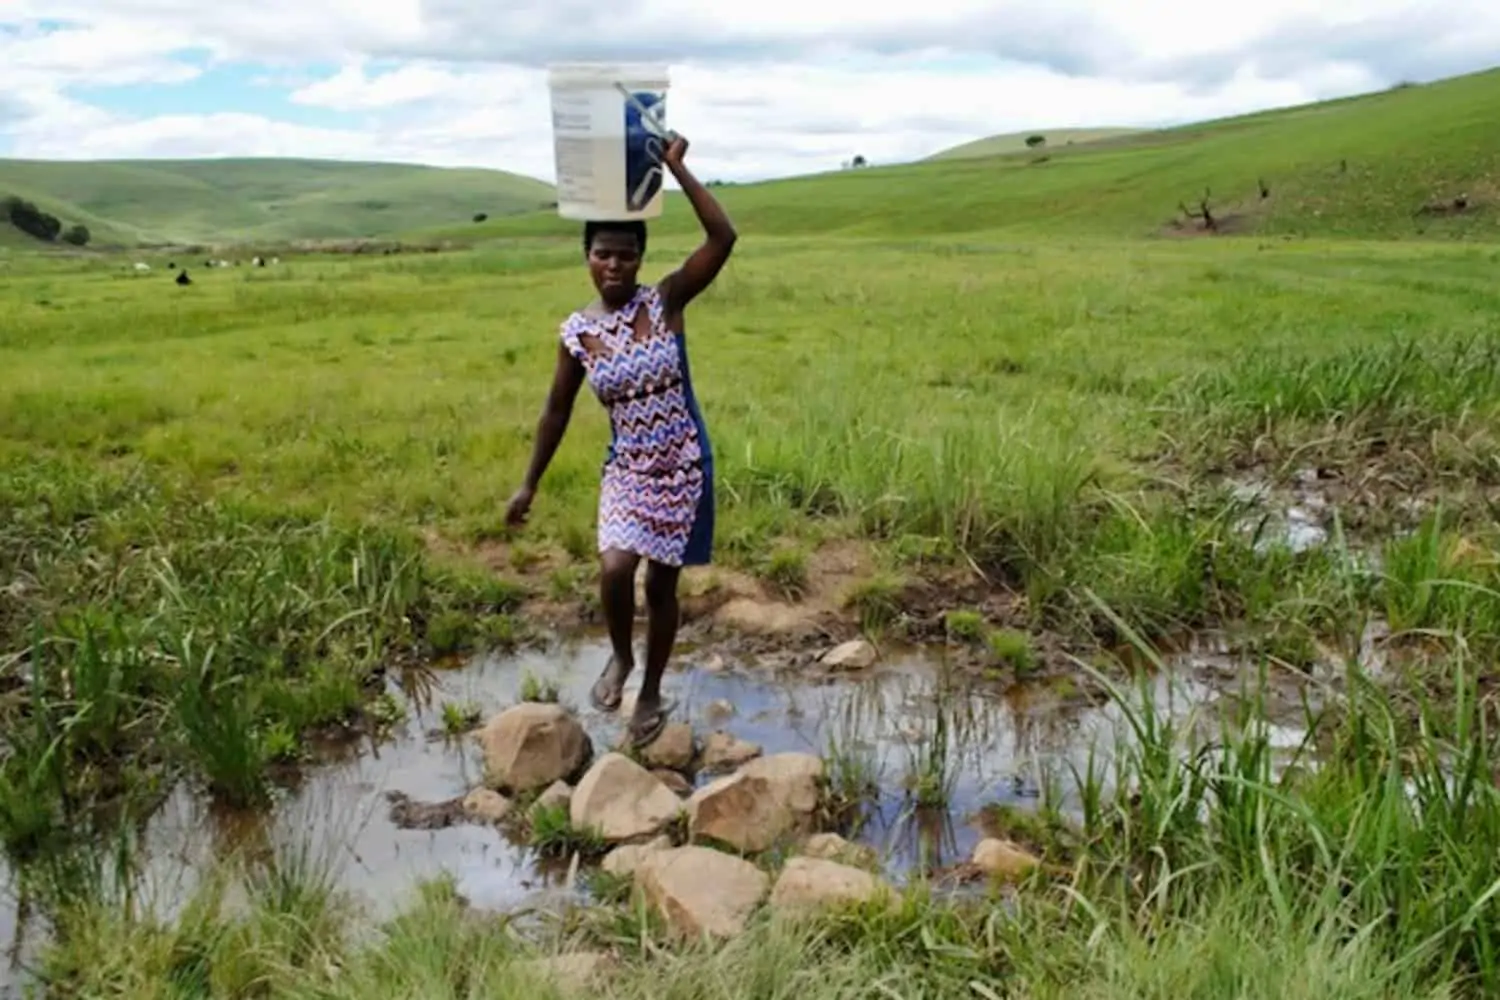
2, 0, 1499, 183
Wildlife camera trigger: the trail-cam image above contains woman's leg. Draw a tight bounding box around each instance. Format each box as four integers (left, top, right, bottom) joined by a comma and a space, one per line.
631, 559, 681, 743
592, 547, 639, 711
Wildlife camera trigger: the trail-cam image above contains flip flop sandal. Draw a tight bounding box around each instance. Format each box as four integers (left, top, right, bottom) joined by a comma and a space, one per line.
628, 698, 677, 749
589, 658, 626, 713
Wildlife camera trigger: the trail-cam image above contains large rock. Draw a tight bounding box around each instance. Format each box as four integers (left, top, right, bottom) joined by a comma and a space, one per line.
699, 731, 762, 774
636, 846, 769, 939
601, 835, 673, 877
531, 780, 573, 817
652, 769, 694, 797
971, 838, 1041, 882
462, 788, 512, 824
687, 752, 825, 853
571, 752, 683, 843
800, 832, 879, 871
640, 723, 696, 772
744, 753, 824, 813
480, 703, 590, 794
820, 639, 877, 670
769, 857, 887, 915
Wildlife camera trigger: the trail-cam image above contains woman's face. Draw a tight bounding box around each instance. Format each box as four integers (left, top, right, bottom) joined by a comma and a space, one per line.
588, 230, 642, 303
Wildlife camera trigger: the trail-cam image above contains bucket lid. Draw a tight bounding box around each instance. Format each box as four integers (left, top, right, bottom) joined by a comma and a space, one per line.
547, 62, 670, 90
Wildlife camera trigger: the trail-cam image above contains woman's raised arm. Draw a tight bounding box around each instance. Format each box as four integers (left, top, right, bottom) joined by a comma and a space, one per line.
658, 134, 738, 316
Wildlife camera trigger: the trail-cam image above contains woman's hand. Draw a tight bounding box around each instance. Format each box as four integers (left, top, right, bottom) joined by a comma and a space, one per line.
655, 131, 736, 314
661, 133, 689, 171
504, 485, 536, 528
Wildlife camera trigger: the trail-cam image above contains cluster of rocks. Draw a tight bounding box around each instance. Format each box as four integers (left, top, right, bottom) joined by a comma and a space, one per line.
400, 698, 1044, 941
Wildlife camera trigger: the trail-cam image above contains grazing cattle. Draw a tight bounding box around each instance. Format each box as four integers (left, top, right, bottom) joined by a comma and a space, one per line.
134, 262, 151, 272
175, 269, 192, 286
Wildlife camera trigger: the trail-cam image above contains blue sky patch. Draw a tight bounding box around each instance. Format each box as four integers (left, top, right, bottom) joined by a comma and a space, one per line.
71, 60, 354, 130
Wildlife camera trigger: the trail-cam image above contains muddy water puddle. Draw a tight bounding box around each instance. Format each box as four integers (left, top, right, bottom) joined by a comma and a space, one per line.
0, 637, 1313, 994
144, 641, 1098, 904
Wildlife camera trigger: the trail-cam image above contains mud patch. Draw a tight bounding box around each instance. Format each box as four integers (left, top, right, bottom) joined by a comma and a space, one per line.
691, 541, 877, 639
385, 790, 469, 831
708, 596, 829, 637
1220, 460, 1458, 558
1229, 468, 1335, 554
1161, 212, 1256, 238
1415, 192, 1478, 217
424, 532, 1048, 677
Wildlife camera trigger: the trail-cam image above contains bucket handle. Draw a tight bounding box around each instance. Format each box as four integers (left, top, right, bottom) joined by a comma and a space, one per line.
615, 82, 677, 143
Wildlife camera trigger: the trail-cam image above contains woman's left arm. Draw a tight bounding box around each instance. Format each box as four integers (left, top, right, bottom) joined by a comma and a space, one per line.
658, 134, 738, 315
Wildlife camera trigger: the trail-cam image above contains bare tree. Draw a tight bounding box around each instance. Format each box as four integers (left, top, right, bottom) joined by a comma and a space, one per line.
1178, 187, 1217, 231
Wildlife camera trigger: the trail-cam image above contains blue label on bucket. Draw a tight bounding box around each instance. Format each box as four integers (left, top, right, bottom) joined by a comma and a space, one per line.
624, 91, 666, 213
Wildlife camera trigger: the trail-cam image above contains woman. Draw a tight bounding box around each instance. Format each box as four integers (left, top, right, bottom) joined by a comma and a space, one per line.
504, 133, 737, 748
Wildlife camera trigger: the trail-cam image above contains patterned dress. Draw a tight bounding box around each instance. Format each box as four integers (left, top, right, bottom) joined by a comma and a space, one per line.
560, 283, 714, 567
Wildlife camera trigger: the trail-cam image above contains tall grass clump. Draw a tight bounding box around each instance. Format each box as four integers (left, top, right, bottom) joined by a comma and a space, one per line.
1039, 484, 1372, 657
821, 689, 885, 834
1166, 334, 1500, 473
1380, 510, 1500, 653
36, 826, 349, 998
1060, 594, 1500, 995
727, 397, 1102, 589
900, 669, 964, 811
0, 458, 523, 871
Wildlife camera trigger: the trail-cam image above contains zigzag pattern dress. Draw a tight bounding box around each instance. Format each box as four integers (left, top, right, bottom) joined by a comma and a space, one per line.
560, 283, 715, 567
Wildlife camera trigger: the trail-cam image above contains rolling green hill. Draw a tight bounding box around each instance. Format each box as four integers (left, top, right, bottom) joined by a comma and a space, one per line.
8, 64, 1500, 252
929, 127, 1142, 160
448, 66, 1500, 245
0, 158, 554, 247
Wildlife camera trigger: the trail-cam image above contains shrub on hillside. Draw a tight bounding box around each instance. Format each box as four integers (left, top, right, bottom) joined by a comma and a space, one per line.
3, 195, 63, 241
61, 224, 90, 247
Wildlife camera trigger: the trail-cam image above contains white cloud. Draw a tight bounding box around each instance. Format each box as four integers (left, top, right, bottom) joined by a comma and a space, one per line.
288, 61, 535, 112
18, 112, 382, 161
2, 0, 1499, 183
1, 23, 200, 85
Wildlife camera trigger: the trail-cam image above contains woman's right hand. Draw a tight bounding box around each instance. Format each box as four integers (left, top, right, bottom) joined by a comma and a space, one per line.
504, 486, 535, 528
662, 132, 689, 170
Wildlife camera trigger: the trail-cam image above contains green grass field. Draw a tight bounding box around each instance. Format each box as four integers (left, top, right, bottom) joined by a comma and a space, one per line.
927, 126, 1143, 160
440, 66, 1500, 245
0, 157, 555, 247
6, 64, 1500, 999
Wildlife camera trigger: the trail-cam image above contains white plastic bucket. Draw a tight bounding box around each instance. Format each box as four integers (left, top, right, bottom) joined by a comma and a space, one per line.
547, 62, 672, 222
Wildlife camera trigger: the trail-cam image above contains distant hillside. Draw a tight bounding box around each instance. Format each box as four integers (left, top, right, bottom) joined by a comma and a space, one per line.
929, 128, 1142, 161
0, 158, 555, 247
449, 65, 1500, 244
